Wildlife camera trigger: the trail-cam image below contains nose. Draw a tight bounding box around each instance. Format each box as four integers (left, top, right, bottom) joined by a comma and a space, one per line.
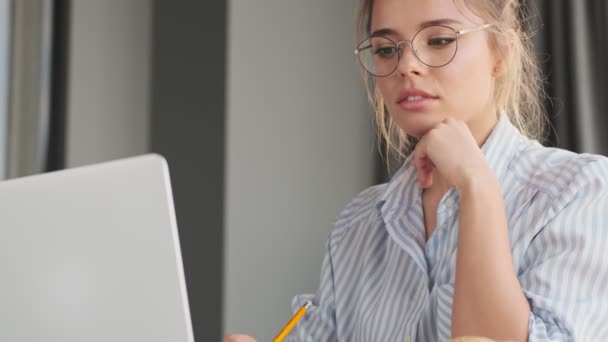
395, 41, 424, 77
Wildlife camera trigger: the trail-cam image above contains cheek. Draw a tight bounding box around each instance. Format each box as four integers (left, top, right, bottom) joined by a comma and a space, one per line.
439, 52, 496, 115
375, 78, 394, 98
375, 77, 400, 111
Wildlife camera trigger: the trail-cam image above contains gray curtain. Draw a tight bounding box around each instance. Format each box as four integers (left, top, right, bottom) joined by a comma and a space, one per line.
0, 0, 10, 179
530, 0, 608, 155
4, 0, 68, 179
6, 0, 54, 178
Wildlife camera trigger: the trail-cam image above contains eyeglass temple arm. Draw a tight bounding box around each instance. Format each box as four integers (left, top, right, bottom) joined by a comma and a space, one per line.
355, 24, 493, 53
456, 24, 493, 36
354, 44, 373, 55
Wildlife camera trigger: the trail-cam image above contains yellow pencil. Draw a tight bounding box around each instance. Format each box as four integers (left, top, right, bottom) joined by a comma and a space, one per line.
272, 300, 312, 342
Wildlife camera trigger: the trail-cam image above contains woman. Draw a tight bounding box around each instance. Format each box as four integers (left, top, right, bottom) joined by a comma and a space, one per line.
226, 0, 608, 340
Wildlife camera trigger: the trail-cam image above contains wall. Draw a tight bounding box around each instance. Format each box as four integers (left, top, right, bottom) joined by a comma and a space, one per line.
223, 0, 375, 340
66, 0, 150, 168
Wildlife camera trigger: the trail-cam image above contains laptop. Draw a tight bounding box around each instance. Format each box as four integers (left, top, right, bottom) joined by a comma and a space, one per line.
0, 154, 195, 342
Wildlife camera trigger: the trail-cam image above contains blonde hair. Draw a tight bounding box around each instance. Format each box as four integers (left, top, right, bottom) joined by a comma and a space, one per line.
356, 0, 547, 174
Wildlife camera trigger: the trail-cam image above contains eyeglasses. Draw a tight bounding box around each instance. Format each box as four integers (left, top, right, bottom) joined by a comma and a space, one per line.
354, 24, 493, 77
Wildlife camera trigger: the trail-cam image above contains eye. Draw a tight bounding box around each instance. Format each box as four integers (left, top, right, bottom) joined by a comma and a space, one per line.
426, 36, 456, 47
374, 46, 399, 58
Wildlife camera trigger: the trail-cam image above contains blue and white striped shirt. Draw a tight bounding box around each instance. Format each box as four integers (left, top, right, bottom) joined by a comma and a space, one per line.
286, 115, 608, 341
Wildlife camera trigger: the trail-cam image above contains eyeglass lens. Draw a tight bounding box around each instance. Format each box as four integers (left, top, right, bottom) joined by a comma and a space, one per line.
356, 25, 458, 76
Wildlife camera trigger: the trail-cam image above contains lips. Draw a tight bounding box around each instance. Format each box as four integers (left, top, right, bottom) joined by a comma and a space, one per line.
396, 89, 438, 111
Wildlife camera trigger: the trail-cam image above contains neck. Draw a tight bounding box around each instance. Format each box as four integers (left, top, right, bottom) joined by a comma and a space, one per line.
470, 106, 500, 145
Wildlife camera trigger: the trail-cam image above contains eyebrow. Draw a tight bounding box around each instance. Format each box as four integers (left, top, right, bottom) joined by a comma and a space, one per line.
370, 18, 464, 37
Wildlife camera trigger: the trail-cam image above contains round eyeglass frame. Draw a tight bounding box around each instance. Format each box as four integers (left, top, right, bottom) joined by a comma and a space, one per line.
354, 24, 493, 77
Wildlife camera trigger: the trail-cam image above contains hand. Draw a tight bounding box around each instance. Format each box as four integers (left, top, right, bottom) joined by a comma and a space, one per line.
413, 118, 491, 192
449, 337, 509, 342
223, 334, 257, 342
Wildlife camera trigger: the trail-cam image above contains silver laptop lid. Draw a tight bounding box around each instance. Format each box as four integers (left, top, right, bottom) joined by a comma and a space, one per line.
0, 154, 194, 342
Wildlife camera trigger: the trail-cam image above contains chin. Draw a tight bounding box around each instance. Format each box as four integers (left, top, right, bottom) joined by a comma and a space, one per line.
391, 111, 444, 138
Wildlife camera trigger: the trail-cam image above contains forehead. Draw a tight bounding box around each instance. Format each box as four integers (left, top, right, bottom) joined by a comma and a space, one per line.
370, 0, 481, 34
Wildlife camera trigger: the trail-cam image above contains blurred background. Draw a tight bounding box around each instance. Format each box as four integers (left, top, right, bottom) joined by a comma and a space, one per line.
0, 0, 606, 341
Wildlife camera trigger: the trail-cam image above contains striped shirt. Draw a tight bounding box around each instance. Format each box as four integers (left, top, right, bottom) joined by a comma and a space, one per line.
286, 115, 608, 341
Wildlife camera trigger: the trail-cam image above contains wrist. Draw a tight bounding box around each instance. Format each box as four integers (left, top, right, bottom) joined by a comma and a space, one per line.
455, 167, 500, 196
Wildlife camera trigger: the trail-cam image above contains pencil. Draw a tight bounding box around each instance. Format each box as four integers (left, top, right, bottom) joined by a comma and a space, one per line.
272, 300, 312, 342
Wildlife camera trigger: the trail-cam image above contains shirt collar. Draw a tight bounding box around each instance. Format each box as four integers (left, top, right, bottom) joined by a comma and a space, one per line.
376, 114, 526, 217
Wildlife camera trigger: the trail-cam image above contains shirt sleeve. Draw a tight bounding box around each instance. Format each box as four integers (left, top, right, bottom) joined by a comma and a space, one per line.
519, 163, 608, 341
284, 240, 338, 342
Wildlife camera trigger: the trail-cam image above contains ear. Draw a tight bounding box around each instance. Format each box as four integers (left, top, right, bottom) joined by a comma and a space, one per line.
492, 29, 515, 78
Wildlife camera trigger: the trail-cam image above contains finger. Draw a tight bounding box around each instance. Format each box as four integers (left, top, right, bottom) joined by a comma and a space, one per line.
420, 157, 433, 189
413, 156, 428, 188
413, 155, 433, 189
414, 138, 434, 188
413, 136, 428, 166
424, 157, 434, 187
413, 144, 427, 187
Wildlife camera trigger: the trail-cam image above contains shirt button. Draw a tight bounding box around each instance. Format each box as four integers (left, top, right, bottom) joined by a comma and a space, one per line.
445, 197, 455, 207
